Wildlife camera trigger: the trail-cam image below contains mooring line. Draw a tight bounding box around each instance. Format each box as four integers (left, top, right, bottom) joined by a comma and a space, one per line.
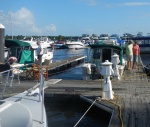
74, 99, 97, 127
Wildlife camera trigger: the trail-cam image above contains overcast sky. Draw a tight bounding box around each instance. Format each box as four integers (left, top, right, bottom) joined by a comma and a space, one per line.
0, 0, 150, 36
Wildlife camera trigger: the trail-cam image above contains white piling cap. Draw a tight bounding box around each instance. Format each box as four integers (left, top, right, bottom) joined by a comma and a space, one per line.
101, 60, 113, 66
0, 23, 5, 29
111, 53, 119, 58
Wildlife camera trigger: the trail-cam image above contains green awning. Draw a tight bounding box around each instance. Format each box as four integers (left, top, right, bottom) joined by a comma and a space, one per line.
5, 39, 31, 48
19, 50, 34, 64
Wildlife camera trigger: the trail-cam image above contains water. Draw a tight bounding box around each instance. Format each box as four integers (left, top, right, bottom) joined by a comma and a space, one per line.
140, 54, 150, 65
45, 97, 110, 127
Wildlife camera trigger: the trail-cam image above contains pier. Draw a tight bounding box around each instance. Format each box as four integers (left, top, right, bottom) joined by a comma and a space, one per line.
48, 55, 86, 74
0, 57, 150, 127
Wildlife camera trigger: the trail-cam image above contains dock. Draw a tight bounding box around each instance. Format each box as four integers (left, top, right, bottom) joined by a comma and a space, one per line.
0, 57, 150, 127
48, 55, 86, 74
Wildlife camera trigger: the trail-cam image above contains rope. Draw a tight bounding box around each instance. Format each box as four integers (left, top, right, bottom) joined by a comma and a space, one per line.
100, 98, 124, 127
74, 99, 97, 127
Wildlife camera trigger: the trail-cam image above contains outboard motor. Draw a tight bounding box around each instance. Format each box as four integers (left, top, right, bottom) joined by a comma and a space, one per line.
82, 63, 91, 80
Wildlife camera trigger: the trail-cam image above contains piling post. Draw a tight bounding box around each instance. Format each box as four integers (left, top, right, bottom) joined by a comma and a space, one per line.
0, 23, 5, 63
100, 60, 114, 100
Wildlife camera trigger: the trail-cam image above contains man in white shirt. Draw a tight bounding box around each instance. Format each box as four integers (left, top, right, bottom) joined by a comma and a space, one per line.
36, 41, 43, 63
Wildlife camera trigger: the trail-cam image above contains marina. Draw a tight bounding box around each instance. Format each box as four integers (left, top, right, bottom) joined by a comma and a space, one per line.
1, 22, 150, 127
1, 0, 150, 126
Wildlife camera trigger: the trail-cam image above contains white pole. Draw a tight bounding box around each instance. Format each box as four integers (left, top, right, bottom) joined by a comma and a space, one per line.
40, 64, 45, 124
0, 23, 5, 63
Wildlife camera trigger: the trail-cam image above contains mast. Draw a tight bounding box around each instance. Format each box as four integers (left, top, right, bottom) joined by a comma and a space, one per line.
10, 4, 13, 40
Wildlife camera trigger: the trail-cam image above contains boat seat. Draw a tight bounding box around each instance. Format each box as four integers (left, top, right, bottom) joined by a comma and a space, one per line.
22, 61, 34, 79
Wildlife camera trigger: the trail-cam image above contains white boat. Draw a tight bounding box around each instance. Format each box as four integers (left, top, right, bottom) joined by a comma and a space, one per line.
91, 34, 99, 40
82, 42, 126, 80
5, 39, 53, 63
99, 34, 109, 40
65, 40, 85, 49
21, 36, 53, 48
0, 67, 47, 127
37, 37, 54, 48
81, 34, 91, 46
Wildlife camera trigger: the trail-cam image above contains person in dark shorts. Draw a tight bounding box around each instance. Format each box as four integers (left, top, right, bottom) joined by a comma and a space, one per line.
36, 41, 43, 64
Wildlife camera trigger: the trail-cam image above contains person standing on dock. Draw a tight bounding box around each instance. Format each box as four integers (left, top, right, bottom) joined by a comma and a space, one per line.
125, 40, 133, 70
36, 41, 43, 64
132, 40, 140, 69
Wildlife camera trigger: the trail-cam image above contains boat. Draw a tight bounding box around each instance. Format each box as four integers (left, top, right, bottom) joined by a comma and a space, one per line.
81, 34, 91, 46
65, 40, 85, 49
37, 37, 54, 48
21, 36, 53, 48
82, 41, 126, 80
0, 66, 47, 127
5, 39, 53, 64
91, 34, 99, 40
54, 40, 68, 49
99, 34, 109, 40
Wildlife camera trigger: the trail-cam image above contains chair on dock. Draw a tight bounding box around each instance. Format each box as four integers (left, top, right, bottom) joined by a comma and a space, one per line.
32, 64, 49, 81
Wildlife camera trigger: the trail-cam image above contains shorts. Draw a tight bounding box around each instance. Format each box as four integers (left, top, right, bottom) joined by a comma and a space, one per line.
133, 55, 138, 62
126, 55, 133, 61
38, 54, 43, 60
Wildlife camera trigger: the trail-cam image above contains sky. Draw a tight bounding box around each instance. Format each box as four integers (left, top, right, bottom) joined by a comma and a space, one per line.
0, 0, 150, 37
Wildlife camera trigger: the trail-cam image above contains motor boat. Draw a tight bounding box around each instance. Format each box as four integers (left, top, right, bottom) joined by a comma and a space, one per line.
5, 39, 53, 64
65, 40, 85, 49
0, 68, 48, 127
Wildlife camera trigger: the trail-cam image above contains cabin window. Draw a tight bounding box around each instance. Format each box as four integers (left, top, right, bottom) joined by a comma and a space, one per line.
93, 49, 101, 59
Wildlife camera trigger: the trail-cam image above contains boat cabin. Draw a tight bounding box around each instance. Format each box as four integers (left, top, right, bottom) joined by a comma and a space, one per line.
89, 44, 125, 67
5, 39, 53, 64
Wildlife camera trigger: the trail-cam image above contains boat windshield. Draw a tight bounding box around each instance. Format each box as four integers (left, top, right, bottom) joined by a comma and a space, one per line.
93, 49, 101, 59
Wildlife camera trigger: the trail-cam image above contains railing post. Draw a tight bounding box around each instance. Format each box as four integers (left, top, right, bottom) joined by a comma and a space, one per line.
1, 70, 10, 99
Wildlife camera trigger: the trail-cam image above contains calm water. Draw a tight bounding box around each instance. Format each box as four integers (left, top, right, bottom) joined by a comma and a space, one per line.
45, 97, 110, 127
45, 48, 150, 127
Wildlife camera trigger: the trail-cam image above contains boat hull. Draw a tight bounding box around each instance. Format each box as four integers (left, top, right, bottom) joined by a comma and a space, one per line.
139, 44, 150, 53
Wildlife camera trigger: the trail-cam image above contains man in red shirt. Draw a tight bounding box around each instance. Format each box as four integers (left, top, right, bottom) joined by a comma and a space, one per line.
132, 41, 140, 69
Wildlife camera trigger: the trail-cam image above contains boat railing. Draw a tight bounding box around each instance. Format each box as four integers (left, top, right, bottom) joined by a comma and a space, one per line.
0, 68, 17, 99
0, 64, 45, 123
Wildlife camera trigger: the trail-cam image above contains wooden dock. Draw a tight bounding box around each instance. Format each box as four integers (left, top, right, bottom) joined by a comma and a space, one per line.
48, 55, 86, 74
0, 56, 150, 127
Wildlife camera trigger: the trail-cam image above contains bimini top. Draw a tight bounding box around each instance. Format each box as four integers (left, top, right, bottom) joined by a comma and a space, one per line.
5, 39, 31, 48
5, 39, 49, 49
89, 43, 124, 51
